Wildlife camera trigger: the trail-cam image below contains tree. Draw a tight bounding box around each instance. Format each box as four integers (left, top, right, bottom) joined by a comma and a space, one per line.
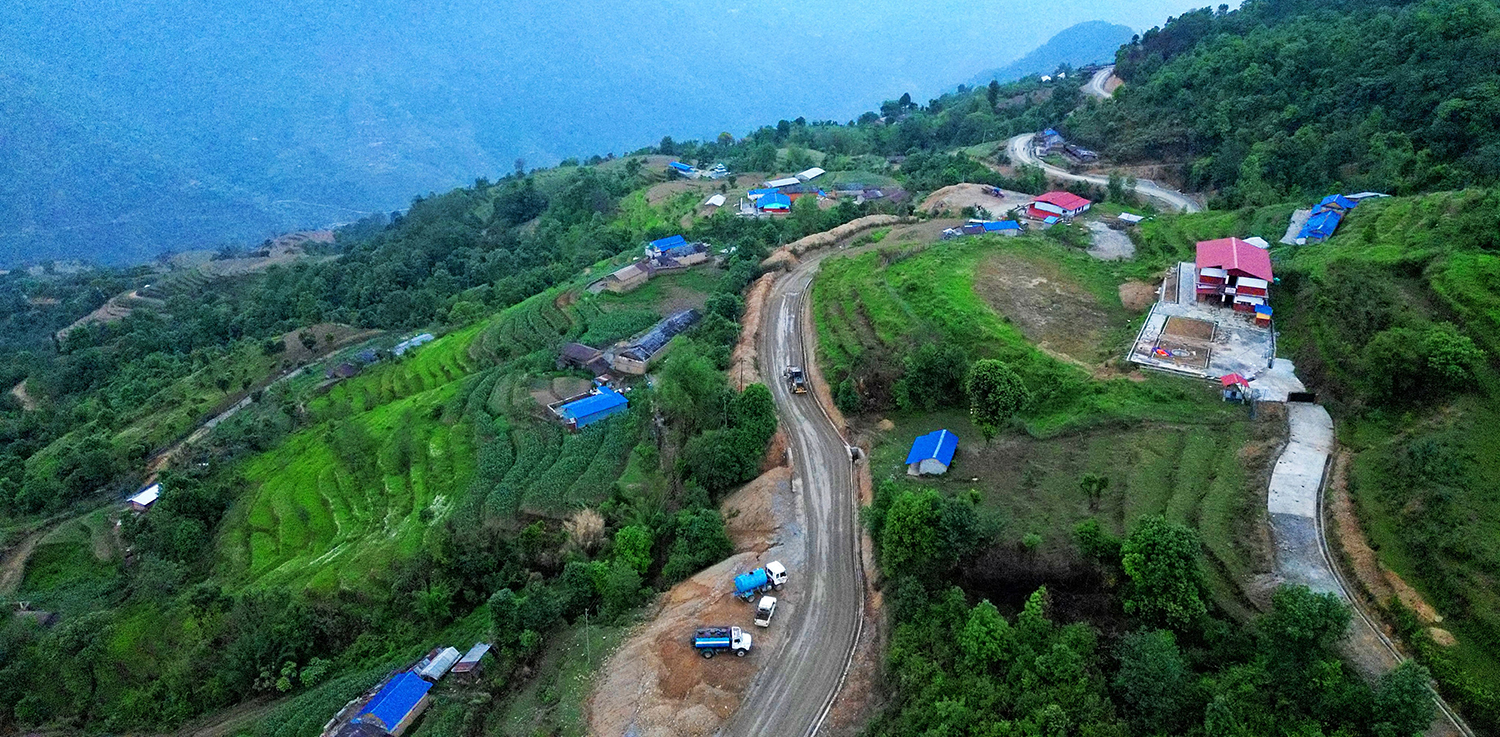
298, 331, 317, 351
1074, 518, 1122, 564
1372, 661, 1436, 737
964, 359, 1030, 441
880, 489, 942, 579
612, 525, 654, 576
1120, 516, 1206, 630
1114, 629, 1190, 733
600, 559, 645, 623
1422, 323, 1483, 392
1078, 473, 1110, 512
1258, 585, 1349, 675
894, 343, 967, 412
959, 599, 1016, 674
489, 588, 521, 646
662, 508, 734, 583
987, 79, 1001, 108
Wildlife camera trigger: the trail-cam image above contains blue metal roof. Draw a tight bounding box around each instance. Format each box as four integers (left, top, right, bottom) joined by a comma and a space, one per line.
650, 235, 687, 250
357, 672, 431, 730
1299, 209, 1342, 240
669, 161, 694, 171
1043, 128, 1058, 136
560, 387, 628, 423
759, 193, 791, 210
905, 430, 958, 467
747, 188, 776, 196
982, 220, 1021, 231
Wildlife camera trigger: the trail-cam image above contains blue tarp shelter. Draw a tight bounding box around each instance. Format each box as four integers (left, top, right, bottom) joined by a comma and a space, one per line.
355, 672, 432, 735
1299, 209, 1343, 241
1317, 194, 1358, 212
559, 387, 629, 429
981, 220, 1022, 232
905, 429, 958, 476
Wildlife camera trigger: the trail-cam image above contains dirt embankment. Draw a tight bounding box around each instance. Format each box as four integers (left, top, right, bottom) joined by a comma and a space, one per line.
761, 215, 914, 270
1327, 450, 1451, 640
588, 466, 795, 737
729, 273, 777, 391
1118, 281, 1157, 313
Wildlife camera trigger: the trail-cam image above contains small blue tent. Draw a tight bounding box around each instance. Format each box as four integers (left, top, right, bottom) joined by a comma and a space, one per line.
905, 430, 958, 476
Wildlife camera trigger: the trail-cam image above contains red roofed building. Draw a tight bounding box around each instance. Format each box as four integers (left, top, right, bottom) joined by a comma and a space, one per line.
1195, 237, 1273, 312
1026, 191, 1092, 220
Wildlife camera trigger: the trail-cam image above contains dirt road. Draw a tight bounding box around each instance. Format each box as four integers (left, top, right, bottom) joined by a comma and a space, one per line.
1007, 133, 1202, 213
718, 253, 864, 736
1083, 66, 1115, 99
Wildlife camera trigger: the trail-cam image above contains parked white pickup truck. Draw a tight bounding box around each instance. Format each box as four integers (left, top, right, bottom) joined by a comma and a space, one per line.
754, 596, 777, 627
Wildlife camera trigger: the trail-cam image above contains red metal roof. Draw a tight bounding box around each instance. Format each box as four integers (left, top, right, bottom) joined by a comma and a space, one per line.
1034, 191, 1092, 211
1195, 238, 1273, 282
1220, 373, 1249, 387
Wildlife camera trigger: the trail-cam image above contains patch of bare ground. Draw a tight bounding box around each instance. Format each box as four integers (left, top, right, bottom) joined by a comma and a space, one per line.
1118, 281, 1156, 313
973, 251, 1114, 364
56, 289, 142, 341
919, 183, 1029, 217
9, 379, 37, 411
646, 179, 717, 206
589, 465, 795, 737
1327, 449, 1447, 629
1104, 75, 1124, 94
275, 323, 381, 365
730, 273, 776, 390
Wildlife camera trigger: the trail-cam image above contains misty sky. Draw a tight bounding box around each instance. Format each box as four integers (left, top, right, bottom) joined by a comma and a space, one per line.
1, 0, 1214, 263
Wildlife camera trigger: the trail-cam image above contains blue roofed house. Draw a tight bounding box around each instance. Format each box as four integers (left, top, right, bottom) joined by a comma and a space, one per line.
647, 235, 688, 256
757, 192, 792, 213
905, 430, 958, 476
668, 161, 699, 179
558, 387, 629, 430
981, 220, 1022, 236
352, 672, 432, 737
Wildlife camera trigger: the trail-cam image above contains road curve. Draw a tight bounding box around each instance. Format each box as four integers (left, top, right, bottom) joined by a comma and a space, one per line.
720, 252, 864, 736
1007, 133, 1202, 213
1083, 65, 1114, 99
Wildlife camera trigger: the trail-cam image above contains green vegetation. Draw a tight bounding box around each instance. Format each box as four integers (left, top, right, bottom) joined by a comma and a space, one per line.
1072, 0, 1500, 206
1137, 189, 1500, 730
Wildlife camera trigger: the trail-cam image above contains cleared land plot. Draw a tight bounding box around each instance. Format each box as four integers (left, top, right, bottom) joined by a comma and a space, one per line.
1164, 316, 1215, 340
973, 249, 1122, 365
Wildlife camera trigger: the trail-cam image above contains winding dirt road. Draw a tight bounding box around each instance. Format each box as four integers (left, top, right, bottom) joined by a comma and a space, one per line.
1007, 133, 1202, 213
1083, 65, 1115, 99
719, 252, 864, 736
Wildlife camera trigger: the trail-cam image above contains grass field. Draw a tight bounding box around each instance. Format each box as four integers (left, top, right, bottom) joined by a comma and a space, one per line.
17, 508, 123, 614
813, 234, 1240, 436
815, 232, 1275, 613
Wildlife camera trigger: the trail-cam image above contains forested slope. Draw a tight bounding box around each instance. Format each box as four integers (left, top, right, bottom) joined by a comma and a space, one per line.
1069, 0, 1500, 207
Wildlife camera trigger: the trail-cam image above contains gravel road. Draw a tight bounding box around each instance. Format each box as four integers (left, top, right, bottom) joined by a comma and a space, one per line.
719, 253, 864, 736
1007, 133, 1202, 213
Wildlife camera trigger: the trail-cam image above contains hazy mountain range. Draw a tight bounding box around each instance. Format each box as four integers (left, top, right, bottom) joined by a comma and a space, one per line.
0, 0, 1199, 267
963, 21, 1134, 88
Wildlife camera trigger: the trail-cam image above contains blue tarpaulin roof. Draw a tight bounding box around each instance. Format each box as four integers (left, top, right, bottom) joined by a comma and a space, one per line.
982, 220, 1021, 231
1299, 209, 1343, 240
560, 387, 628, 424
650, 235, 687, 250
905, 430, 958, 467
358, 672, 432, 730
1318, 194, 1358, 211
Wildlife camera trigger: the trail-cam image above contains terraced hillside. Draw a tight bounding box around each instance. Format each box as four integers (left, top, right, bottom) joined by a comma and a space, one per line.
221, 324, 486, 592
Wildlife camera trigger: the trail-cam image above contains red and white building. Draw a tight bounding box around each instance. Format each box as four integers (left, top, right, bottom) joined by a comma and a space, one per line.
1026, 191, 1092, 221
1195, 237, 1273, 312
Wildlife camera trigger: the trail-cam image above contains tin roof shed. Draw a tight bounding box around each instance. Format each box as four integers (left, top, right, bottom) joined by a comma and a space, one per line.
356, 672, 432, 731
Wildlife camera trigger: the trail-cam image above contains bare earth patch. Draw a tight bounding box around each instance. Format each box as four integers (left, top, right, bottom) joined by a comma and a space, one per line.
588, 468, 796, 737
9, 380, 37, 412
973, 251, 1114, 364
1118, 281, 1156, 313
730, 273, 776, 390
919, 183, 1030, 217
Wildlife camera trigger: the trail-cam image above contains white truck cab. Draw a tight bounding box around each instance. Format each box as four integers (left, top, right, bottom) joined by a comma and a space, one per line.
754, 596, 777, 627
765, 560, 787, 589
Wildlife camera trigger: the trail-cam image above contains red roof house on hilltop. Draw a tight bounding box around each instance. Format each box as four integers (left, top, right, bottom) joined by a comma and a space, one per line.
1195, 237, 1273, 312
1026, 191, 1092, 220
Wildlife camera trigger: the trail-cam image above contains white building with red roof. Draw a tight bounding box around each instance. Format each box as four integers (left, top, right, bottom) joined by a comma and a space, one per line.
1195, 237, 1273, 312
1026, 191, 1092, 221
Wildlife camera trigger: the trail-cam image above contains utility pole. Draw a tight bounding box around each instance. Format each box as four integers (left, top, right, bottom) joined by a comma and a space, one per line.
584, 609, 591, 672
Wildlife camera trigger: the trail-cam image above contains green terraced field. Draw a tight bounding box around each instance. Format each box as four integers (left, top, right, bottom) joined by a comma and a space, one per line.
222, 326, 485, 592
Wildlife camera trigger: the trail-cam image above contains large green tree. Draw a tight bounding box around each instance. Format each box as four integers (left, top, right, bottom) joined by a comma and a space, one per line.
1120, 515, 1207, 631
964, 359, 1029, 441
